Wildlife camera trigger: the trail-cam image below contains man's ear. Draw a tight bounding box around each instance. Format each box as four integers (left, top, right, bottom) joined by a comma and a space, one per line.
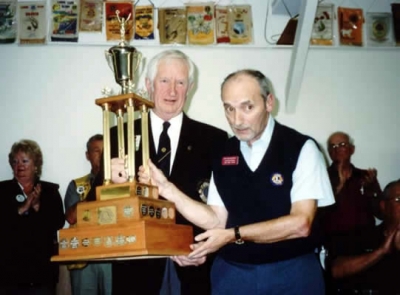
350, 145, 355, 156
145, 78, 152, 96
379, 199, 386, 217
265, 94, 275, 112
188, 82, 194, 93
85, 151, 89, 161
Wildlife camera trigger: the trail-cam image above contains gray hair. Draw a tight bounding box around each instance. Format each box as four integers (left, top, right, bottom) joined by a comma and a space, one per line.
327, 131, 354, 147
146, 50, 195, 86
221, 69, 274, 101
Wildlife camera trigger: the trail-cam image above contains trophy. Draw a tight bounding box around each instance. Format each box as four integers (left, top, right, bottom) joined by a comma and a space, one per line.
105, 11, 141, 95
52, 13, 193, 262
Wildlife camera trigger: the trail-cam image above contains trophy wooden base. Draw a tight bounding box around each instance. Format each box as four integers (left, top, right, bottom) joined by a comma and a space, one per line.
52, 189, 193, 262
52, 221, 193, 262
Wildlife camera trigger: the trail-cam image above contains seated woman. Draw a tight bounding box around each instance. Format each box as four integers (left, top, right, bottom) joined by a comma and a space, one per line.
0, 139, 65, 295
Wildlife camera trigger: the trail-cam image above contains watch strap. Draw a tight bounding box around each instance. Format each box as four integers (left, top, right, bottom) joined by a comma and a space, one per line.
234, 226, 244, 245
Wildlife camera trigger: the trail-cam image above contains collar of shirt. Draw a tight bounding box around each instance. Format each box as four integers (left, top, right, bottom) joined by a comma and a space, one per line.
88, 172, 96, 185
150, 111, 182, 168
17, 181, 29, 199
240, 116, 275, 171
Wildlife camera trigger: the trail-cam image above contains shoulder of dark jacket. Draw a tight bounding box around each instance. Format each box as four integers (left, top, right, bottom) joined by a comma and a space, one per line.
39, 180, 60, 191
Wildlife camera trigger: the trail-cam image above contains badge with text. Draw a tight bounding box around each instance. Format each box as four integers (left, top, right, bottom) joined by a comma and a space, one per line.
149, 206, 155, 218
115, 234, 126, 246
141, 204, 148, 216
93, 237, 102, 247
70, 237, 79, 249
82, 238, 90, 247
221, 156, 239, 166
161, 207, 168, 219
123, 205, 133, 218
155, 207, 161, 219
126, 235, 136, 244
59, 238, 68, 249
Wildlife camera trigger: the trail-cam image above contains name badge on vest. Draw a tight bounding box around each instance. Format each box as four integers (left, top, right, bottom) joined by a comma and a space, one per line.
222, 156, 239, 166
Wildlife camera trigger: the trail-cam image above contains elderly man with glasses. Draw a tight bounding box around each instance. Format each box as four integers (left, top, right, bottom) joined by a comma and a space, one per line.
322, 131, 382, 236
320, 131, 383, 294
324, 179, 400, 295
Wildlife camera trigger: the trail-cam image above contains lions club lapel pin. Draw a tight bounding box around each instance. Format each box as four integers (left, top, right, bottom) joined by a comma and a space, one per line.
270, 173, 284, 186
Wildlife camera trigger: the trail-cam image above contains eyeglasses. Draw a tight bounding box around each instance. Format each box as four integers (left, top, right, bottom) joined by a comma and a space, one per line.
385, 197, 400, 203
328, 142, 350, 150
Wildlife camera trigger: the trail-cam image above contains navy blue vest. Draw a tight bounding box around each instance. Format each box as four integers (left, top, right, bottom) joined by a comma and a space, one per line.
213, 122, 321, 264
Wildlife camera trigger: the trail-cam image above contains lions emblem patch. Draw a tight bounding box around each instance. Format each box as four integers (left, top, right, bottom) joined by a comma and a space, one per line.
270, 173, 284, 186
76, 185, 86, 195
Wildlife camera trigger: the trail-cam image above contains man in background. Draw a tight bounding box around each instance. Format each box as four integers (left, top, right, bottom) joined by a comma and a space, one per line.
322, 131, 382, 235
64, 134, 111, 295
325, 179, 400, 294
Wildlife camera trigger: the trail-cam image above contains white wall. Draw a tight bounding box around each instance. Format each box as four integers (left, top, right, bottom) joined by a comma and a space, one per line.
0, 0, 399, 202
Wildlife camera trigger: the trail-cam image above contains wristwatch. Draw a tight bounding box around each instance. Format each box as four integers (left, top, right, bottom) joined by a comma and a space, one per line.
234, 226, 244, 245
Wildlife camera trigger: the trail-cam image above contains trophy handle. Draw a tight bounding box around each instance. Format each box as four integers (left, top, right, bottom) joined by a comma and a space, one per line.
134, 51, 142, 74
105, 51, 114, 72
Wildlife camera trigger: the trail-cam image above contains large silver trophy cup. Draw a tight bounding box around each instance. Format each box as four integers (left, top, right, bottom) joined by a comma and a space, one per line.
105, 11, 142, 94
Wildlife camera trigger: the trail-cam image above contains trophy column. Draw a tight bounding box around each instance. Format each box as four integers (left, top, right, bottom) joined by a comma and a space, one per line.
94, 94, 158, 200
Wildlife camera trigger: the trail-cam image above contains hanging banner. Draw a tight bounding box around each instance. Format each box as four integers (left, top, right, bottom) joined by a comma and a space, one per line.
134, 5, 154, 40
105, 1, 133, 41
228, 5, 253, 45
215, 6, 229, 44
79, 0, 103, 32
366, 12, 394, 47
0, 0, 17, 43
186, 3, 215, 45
50, 0, 79, 42
311, 3, 334, 46
19, 1, 47, 44
158, 7, 186, 45
338, 7, 364, 46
